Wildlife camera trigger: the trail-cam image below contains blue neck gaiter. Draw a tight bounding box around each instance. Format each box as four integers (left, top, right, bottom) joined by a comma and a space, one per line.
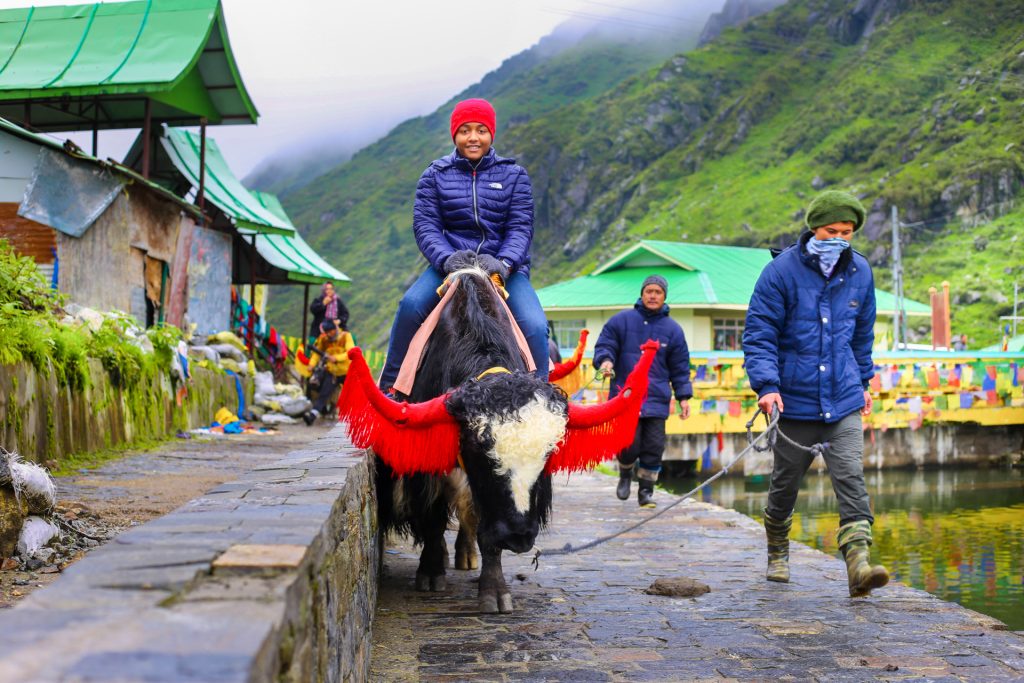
806, 236, 851, 277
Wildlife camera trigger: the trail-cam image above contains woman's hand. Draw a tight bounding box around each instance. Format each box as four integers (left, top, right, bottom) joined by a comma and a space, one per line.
862, 390, 873, 416
678, 400, 691, 420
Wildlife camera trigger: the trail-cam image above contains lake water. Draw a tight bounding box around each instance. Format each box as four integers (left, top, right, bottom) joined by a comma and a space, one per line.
661, 467, 1024, 630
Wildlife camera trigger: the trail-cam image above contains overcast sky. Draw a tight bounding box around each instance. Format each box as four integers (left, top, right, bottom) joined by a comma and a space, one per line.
2, 0, 684, 177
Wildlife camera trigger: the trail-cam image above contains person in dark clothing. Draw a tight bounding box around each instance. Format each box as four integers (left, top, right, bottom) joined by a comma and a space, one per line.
593, 275, 692, 508
744, 189, 889, 598
377, 98, 548, 391
308, 281, 348, 344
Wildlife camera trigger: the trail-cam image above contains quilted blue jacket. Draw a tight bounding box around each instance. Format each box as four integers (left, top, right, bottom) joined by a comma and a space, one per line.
743, 232, 877, 422
593, 302, 693, 419
413, 148, 534, 276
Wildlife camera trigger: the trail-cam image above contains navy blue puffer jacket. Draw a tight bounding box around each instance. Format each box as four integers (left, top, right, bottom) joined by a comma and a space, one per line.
593, 302, 693, 419
414, 148, 534, 276
743, 232, 876, 422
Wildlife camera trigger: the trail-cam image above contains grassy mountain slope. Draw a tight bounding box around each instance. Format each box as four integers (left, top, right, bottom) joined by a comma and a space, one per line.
267, 7, 714, 343
278, 0, 1024, 350
517, 0, 1023, 346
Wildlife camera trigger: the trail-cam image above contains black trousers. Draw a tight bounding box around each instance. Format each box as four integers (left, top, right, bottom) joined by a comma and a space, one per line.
312, 373, 344, 413
618, 417, 667, 482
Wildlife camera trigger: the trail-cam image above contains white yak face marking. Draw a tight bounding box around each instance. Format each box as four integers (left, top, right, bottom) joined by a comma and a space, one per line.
471, 394, 567, 513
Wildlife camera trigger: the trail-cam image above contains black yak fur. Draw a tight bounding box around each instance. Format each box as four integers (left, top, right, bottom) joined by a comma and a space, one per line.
376, 264, 567, 612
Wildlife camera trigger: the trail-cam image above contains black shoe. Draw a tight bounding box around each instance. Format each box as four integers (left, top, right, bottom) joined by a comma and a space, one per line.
638, 484, 656, 508
616, 471, 632, 500
302, 409, 319, 426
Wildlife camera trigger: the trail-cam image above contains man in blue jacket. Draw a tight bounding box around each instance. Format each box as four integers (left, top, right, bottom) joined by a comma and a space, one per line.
378, 98, 548, 391
744, 190, 889, 598
594, 275, 692, 508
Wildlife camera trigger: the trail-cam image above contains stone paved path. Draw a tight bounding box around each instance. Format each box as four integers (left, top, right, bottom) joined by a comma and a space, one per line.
371, 470, 1024, 682
0, 422, 332, 608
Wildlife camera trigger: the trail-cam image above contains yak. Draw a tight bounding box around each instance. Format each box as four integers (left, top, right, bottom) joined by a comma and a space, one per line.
338, 261, 657, 613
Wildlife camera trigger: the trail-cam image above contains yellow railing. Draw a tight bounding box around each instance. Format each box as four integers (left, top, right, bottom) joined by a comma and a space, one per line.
565, 353, 1024, 434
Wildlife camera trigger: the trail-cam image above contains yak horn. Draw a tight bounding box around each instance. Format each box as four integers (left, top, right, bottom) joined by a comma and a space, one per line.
546, 340, 659, 473
337, 348, 460, 476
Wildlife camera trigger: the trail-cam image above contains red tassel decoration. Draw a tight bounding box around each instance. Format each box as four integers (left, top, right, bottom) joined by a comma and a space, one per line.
546, 340, 659, 473
337, 348, 460, 476
548, 329, 589, 381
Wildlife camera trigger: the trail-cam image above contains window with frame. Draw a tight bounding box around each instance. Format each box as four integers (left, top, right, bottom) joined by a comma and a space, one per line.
551, 319, 587, 353
713, 318, 745, 351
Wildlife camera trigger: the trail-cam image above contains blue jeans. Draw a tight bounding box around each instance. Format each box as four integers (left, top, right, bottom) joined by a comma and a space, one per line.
379, 267, 549, 389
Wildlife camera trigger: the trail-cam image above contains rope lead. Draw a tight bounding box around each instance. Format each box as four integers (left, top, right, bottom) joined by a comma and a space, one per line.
531, 406, 829, 569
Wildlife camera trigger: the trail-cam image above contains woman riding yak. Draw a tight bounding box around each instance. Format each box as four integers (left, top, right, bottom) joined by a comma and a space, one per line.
378, 98, 549, 391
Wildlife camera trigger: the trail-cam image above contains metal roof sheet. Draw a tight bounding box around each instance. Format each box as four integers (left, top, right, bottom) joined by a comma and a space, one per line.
538, 240, 929, 315
160, 126, 292, 235
0, 0, 257, 130
0, 114, 200, 217
248, 191, 350, 285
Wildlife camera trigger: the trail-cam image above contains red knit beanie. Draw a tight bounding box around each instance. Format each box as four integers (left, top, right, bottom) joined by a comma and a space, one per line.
450, 98, 496, 141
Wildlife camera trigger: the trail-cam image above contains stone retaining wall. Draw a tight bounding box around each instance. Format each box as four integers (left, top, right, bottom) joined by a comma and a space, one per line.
0, 425, 379, 683
665, 422, 1024, 475
0, 358, 247, 463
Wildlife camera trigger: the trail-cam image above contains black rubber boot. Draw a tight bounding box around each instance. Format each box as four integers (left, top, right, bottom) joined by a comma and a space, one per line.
616, 467, 632, 500
637, 482, 656, 508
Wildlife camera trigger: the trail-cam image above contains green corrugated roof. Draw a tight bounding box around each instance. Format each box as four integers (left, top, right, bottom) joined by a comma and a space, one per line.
981, 334, 1024, 352
249, 191, 350, 285
161, 126, 292, 235
0, 0, 257, 130
538, 240, 930, 315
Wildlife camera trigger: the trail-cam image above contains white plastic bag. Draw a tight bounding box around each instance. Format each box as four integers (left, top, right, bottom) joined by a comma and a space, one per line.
261, 412, 297, 425
9, 454, 57, 514
254, 371, 276, 404
277, 396, 312, 417
17, 516, 60, 558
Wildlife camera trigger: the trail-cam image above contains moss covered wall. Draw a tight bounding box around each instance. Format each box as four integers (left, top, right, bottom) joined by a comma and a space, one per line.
0, 360, 248, 464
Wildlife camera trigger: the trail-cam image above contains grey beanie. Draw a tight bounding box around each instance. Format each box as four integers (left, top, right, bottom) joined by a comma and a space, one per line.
641, 275, 668, 296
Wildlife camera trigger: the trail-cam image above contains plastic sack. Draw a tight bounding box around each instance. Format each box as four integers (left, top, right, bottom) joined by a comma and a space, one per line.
254, 371, 275, 399
210, 343, 246, 363
8, 454, 56, 514
277, 396, 312, 417
17, 516, 60, 558
207, 331, 247, 352
170, 340, 190, 382
274, 383, 304, 399
215, 407, 239, 425
188, 345, 220, 364
261, 412, 297, 425
219, 358, 242, 374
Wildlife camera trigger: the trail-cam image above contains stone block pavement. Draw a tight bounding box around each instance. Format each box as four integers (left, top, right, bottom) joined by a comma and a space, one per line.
371, 470, 1024, 682
0, 425, 378, 683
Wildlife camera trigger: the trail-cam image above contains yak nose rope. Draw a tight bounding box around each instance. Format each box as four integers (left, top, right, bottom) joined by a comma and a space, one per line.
530, 406, 829, 570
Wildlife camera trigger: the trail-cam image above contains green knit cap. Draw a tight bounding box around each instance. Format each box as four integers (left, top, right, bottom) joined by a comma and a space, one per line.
805, 190, 866, 231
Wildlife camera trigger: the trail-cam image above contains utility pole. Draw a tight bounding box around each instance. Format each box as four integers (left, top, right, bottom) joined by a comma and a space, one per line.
1015, 282, 1020, 337
891, 205, 903, 350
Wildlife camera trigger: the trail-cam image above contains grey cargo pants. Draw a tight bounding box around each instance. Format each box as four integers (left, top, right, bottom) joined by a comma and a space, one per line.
765, 412, 874, 526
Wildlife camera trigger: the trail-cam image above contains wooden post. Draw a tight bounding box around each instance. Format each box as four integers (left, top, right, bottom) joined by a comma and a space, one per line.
248, 234, 257, 357
142, 98, 152, 178
198, 118, 207, 214
942, 281, 951, 349
302, 283, 310, 345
